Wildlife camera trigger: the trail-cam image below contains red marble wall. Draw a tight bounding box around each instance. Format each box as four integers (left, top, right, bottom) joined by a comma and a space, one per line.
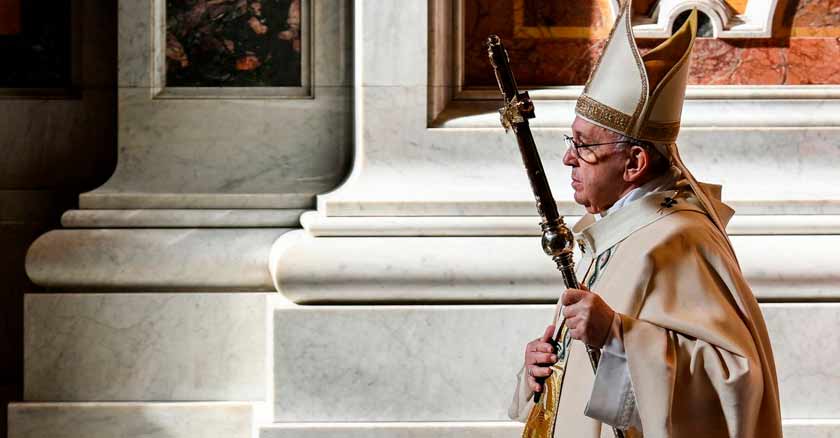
464, 0, 840, 87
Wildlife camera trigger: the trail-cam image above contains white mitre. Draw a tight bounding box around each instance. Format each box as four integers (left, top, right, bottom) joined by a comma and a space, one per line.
575, 2, 735, 250
576, 1, 697, 144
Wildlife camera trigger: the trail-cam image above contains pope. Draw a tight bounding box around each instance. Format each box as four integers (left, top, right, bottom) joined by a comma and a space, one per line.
508, 3, 783, 438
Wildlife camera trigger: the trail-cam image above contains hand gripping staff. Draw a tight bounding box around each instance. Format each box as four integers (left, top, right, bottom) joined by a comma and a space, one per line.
486, 35, 623, 438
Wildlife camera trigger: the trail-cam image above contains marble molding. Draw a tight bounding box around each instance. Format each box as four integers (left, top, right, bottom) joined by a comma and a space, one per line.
87, 85, 351, 209
270, 304, 840, 421
258, 420, 840, 438
321, 123, 840, 216
8, 402, 253, 438
271, 230, 840, 303
26, 228, 291, 290
259, 422, 523, 438
24, 293, 268, 401
631, 0, 779, 39
88, 0, 352, 210
300, 211, 840, 236
436, 94, 840, 128
781, 420, 840, 438
61, 208, 305, 228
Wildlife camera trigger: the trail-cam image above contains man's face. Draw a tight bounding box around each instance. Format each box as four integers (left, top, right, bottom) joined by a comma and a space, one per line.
563, 117, 632, 215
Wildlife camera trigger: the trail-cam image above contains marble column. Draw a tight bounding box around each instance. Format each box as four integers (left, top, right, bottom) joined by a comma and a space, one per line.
14, 1, 352, 437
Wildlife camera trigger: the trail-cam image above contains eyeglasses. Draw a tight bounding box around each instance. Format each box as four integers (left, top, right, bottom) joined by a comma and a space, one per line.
563, 134, 633, 163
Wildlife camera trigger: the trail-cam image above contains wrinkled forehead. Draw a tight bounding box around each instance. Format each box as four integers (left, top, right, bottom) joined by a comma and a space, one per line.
571, 116, 621, 141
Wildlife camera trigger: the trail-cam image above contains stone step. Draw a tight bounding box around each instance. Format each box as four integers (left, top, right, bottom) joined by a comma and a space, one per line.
8, 402, 254, 438
270, 302, 840, 421
258, 420, 840, 438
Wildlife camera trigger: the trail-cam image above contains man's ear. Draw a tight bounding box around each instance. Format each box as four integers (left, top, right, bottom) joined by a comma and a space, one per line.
623, 145, 649, 183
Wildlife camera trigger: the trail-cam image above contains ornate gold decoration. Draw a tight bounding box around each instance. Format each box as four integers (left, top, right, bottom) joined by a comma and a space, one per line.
579, 1, 647, 137
626, 1, 649, 136
575, 94, 632, 132
577, 238, 587, 254
499, 94, 534, 132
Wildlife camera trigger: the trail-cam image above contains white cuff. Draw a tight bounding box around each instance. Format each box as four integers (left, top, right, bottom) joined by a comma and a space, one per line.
584, 313, 642, 432
508, 364, 535, 422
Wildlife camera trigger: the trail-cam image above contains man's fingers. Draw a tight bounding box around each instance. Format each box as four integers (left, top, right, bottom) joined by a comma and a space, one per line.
562, 288, 588, 306
540, 324, 556, 342
528, 365, 554, 378
569, 326, 586, 342
527, 366, 552, 392
532, 342, 555, 353
529, 352, 556, 364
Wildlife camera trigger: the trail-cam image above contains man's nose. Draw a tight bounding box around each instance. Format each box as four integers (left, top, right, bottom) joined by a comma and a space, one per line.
562, 145, 578, 167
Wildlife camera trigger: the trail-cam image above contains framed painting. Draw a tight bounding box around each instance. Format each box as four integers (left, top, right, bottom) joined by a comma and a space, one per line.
159, 0, 311, 98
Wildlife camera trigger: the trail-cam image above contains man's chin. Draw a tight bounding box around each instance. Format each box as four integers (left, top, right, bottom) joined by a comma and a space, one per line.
572, 193, 591, 211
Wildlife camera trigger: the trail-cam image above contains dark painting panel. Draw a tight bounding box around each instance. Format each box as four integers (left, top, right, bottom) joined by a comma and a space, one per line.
522, 0, 607, 27
166, 0, 302, 87
0, 0, 72, 88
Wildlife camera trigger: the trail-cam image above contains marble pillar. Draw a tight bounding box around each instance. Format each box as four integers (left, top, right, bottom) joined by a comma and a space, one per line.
14, 1, 352, 437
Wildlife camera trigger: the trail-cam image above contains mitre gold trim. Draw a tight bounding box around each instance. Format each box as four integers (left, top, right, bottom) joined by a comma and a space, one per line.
575, 94, 632, 132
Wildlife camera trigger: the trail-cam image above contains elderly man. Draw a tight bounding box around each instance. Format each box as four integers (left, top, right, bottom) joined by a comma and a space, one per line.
508, 4, 782, 438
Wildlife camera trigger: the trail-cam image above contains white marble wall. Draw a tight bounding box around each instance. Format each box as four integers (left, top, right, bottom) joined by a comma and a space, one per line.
764, 304, 840, 419
87, 0, 352, 210
24, 294, 268, 401
272, 305, 542, 422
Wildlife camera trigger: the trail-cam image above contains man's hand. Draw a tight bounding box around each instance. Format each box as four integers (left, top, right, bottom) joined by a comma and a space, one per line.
524, 324, 558, 393
562, 285, 615, 348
